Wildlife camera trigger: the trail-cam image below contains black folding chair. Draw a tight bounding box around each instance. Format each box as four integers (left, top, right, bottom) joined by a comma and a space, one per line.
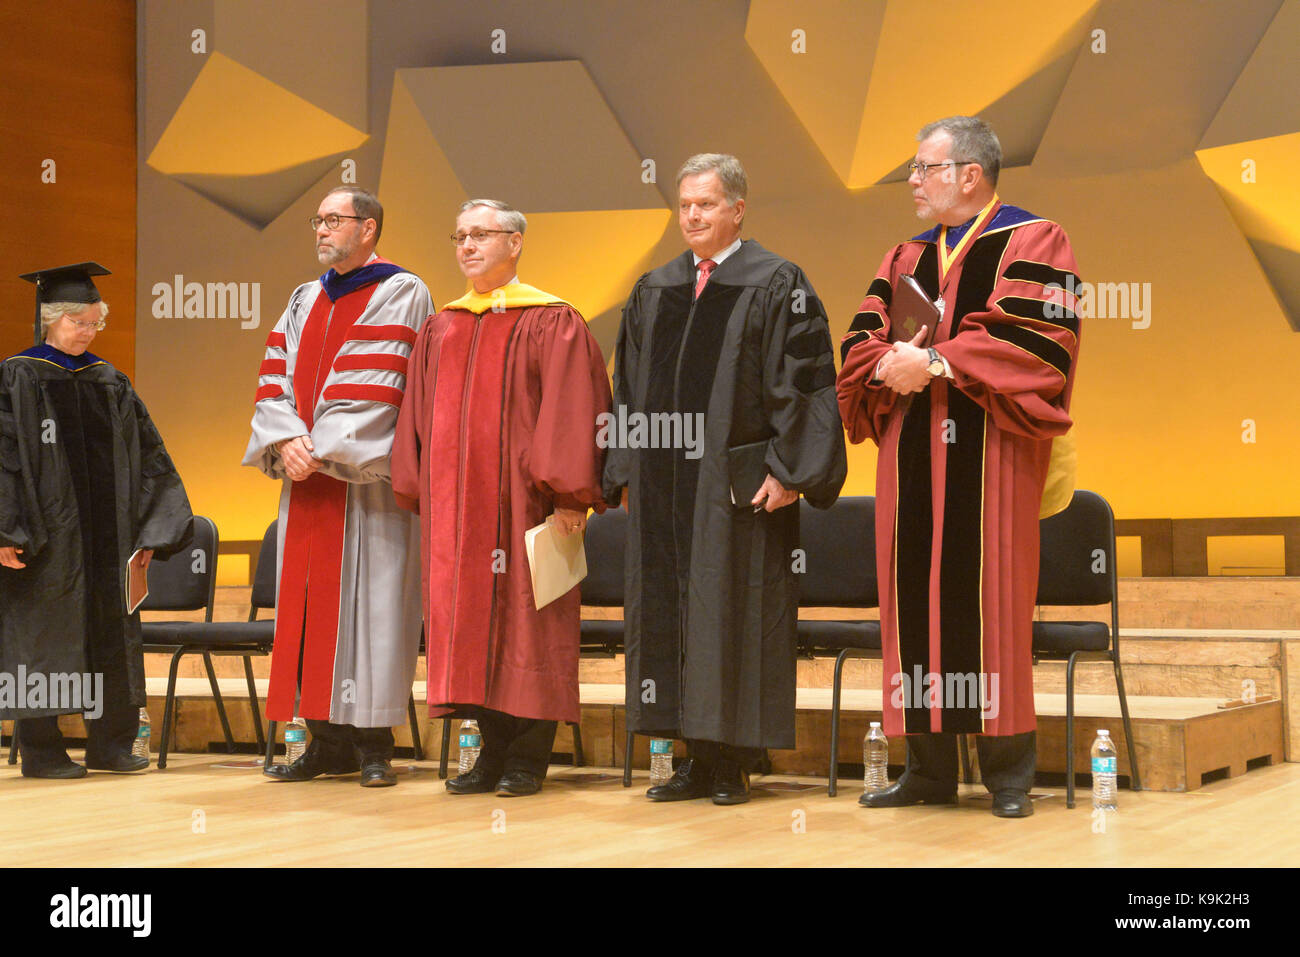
1033, 489, 1141, 808
138, 516, 231, 767
795, 497, 885, 796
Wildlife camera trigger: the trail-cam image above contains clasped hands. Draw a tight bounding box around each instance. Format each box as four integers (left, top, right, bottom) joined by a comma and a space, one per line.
876, 326, 933, 395
277, 435, 322, 481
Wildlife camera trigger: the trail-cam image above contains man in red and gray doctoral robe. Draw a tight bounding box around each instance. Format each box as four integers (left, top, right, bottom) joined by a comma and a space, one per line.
391, 199, 611, 798
837, 116, 1081, 818
244, 186, 431, 787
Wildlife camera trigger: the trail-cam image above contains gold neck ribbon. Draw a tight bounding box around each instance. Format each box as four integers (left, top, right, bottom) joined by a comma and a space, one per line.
938, 194, 1000, 282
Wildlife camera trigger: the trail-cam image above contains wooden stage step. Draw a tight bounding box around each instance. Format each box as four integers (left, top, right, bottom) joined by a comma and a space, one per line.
33, 676, 1280, 796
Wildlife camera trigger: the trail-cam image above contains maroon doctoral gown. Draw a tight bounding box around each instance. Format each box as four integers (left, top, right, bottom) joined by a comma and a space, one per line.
390, 284, 611, 724
837, 202, 1081, 738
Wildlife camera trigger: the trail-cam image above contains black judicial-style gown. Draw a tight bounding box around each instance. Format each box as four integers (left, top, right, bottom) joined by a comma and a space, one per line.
0, 344, 192, 719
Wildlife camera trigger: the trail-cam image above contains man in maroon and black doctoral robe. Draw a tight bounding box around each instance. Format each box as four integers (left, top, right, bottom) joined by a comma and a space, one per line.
837, 117, 1081, 818
391, 199, 611, 797
604, 154, 846, 806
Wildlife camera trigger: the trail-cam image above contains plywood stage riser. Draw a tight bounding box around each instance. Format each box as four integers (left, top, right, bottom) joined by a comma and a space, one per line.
36, 694, 1281, 796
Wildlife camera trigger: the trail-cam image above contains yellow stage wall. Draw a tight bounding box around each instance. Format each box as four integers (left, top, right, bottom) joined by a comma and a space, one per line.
19, 1, 1298, 576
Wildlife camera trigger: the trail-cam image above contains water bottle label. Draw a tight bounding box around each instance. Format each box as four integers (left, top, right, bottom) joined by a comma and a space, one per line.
1092, 757, 1117, 774
649, 739, 673, 755
459, 734, 481, 748
284, 728, 306, 744
136, 726, 150, 739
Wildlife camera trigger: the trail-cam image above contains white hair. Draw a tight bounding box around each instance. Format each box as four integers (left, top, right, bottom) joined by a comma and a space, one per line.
40, 300, 108, 333
459, 199, 527, 234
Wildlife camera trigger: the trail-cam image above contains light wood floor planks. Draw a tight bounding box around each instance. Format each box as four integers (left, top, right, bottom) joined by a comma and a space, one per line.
0, 753, 1296, 867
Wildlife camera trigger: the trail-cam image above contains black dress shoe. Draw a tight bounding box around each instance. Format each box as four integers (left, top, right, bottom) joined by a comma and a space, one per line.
359, 756, 397, 788
859, 776, 958, 808
264, 742, 360, 781
21, 761, 88, 780
991, 788, 1034, 818
495, 769, 544, 797
711, 760, 751, 806
646, 758, 713, 802
85, 753, 149, 773
445, 763, 503, 794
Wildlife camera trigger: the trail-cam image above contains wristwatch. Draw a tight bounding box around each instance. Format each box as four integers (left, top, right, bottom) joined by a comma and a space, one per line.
925, 347, 946, 378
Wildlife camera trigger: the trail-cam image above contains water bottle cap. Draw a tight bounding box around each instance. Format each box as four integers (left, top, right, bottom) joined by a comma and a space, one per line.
869, 721, 881, 728
1098, 729, 1109, 735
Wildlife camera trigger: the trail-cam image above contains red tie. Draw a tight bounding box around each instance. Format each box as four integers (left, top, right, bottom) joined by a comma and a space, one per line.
694, 259, 716, 299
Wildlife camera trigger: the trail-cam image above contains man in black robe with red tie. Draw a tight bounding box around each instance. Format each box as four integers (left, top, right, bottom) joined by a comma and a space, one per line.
605, 154, 846, 805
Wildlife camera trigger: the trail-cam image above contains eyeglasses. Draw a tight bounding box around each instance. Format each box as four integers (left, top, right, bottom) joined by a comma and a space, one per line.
64, 315, 106, 331
908, 160, 975, 181
309, 214, 368, 231
450, 229, 514, 247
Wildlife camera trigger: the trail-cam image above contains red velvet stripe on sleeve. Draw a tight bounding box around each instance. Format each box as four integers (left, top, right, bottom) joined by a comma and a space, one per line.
255, 384, 283, 402
259, 358, 288, 377
266, 331, 287, 348
333, 353, 409, 374
346, 324, 417, 344
321, 384, 405, 408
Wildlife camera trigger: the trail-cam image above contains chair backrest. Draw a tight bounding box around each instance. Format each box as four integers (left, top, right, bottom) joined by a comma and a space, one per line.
250, 520, 279, 611
580, 509, 626, 607
1037, 489, 1116, 607
141, 515, 219, 618
798, 496, 878, 607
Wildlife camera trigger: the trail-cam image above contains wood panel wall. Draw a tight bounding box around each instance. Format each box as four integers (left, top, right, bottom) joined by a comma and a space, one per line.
0, 1, 137, 376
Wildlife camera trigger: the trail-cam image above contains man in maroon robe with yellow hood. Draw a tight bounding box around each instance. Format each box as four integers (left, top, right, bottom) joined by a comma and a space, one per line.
391, 199, 611, 797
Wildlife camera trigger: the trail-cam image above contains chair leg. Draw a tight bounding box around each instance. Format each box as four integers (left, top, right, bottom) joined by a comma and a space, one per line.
1111, 654, 1142, 791
623, 731, 634, 787
158, 649, 186, 770
959, 734, 973, 785
407, 695, 424, 761
264, 720, 278, 770
570, 721, 584, 767
243, 656, 265, 751
829, 649, 851, 797
7, 721, 17, 765
439, 718, 451, 779
202, 652, 236, 754
1065, 651, 1078, 809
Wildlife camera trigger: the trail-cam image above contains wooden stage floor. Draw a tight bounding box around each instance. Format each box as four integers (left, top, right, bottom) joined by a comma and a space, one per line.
1, 753, 1296, 867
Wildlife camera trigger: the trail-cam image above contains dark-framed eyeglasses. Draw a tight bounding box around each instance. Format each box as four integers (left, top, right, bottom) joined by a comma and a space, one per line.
309, 214, 368, 231
450, 229, 514, 247
908, 160, 975, 181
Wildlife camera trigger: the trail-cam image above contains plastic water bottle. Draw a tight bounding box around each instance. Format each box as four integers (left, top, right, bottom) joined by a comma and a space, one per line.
649, 738, 674, 786
284, 715, 307, 764
131, 708, 151, 759
1091, 729, 1117, 811
457, 719, 482, 775
863, 722, 889, 793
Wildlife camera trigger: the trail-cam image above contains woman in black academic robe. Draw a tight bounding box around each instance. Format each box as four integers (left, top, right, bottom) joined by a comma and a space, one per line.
0, 293, 192, 778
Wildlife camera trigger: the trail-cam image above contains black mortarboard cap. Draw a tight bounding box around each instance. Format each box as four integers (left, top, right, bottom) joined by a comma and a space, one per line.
18, 262, 111, 345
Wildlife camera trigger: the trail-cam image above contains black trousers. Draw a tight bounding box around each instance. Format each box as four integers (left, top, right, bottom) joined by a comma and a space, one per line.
16, 697, 139, 771
901, 731, 1037, 793
686, 738, 764, 773
305, 719, 394, 761
468, 707, 556, 777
